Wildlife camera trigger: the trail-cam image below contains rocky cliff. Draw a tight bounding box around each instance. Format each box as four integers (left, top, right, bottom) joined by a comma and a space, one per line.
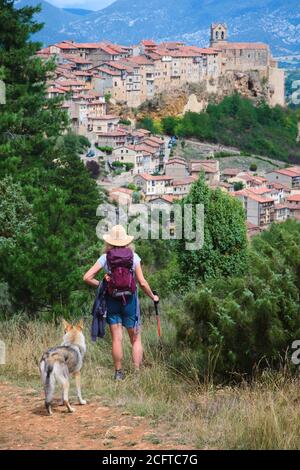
135, 70, 275, 120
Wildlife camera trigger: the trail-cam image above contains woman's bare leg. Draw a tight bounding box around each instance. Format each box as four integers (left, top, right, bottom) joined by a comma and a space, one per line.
127, 329, 143, 369
110, 323, 123, 370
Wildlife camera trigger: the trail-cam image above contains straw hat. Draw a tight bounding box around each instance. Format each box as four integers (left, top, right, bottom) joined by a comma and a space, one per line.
103, 225, 134, 247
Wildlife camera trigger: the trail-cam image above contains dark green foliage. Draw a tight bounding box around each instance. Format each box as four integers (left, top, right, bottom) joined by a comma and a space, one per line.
97, 145, 113, 154
161, 116, 180, 135
233, 181, 244, 191
119, 118, 131, 125
249, 163, 258, 172
175, 175, 248, 285
174, 220, 300, 379
86, 159, 100, 179
137, 116, 156, 134
0, 1, 102, 316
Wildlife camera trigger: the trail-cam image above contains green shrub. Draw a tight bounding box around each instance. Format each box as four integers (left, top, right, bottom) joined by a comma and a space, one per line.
250, 163, 258, 172
119, 118, 131, 126
174, 219, 300, 380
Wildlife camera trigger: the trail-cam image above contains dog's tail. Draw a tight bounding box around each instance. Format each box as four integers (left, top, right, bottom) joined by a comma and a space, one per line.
40, 356, 56, 415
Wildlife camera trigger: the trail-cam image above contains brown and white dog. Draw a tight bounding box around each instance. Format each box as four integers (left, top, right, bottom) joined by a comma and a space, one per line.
39, 319, 87, 415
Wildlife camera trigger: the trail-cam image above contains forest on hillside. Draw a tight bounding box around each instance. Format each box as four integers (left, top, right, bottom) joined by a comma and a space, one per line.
138, 95, 300, 163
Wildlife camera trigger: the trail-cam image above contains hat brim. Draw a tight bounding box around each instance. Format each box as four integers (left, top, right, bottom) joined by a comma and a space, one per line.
103, 233, 134, 247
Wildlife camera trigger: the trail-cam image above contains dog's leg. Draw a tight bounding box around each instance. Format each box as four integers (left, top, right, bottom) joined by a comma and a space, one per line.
75, 371, 87, 405
55, 363, 75, 413
62, 380, 75, 413
41, 360, 55, 416
59, 389, 64, 406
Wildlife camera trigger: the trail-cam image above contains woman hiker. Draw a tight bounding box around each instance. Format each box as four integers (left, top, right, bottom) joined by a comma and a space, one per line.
83, 224, 159, 380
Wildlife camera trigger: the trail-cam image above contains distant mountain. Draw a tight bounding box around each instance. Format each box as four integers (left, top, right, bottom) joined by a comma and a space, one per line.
62, 8, 93, 16
16, 0, 300, 57
15, 0, 81, 45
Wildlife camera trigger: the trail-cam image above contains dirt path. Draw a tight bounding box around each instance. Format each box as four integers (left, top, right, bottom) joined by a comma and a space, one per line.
0, 382, 187, 450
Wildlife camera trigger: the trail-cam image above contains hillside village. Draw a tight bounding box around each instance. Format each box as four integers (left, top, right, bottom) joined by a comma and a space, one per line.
35, 23, 299, 238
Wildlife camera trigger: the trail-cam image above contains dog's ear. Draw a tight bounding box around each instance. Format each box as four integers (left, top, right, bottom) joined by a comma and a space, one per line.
76, 319, 84, 331
62, 319, 72, 331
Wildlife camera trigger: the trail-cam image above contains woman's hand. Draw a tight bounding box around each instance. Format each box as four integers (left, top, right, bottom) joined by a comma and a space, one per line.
152, 294, 159, 303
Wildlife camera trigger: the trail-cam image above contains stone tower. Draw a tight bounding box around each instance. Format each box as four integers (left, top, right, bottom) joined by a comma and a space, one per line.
210, 23, 228, 47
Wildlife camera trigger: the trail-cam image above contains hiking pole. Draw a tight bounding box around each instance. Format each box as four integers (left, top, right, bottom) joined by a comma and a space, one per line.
153, 290, 161, 337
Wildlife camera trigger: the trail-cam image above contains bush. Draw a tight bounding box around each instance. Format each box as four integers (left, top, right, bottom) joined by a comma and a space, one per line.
78, 135, 91, 149
249, 163, 258, 172
234, 182, 244, 191
97, 145, 113, 154
127, 183, 138, 191
86, 160, 100, 179
174, 219, 300, 380
124, 162, 134, 172
111, 161, 124, 168
119, 118, 131, 126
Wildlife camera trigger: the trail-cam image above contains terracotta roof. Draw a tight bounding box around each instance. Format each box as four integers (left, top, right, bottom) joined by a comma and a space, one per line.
145, 136, 164, 145
249, 187, 273, 195
135, 173, 173, 182
143, 139, 160, 149
149, 195, 176, 203
134, 144, 155, 154
222, 168, 242, 176
190, 160, 219, 173
268, 182, 291, 191
54, 41, 79, 50
97, 67, 121, 76
287, 194, 300, 202
166, 158, 187, 166
274, 204, 289, 210
101, 61, 134, 73
271, 168, 300, 178
135, 128, 151, 135
235, 189, 275, 204
141, 40, 157, 47
110, 187, 134, 195
172, 177, 196, 186
126, 56, 154, 66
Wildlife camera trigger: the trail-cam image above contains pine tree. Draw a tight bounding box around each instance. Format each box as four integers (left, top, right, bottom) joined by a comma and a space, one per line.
0, 1, 103, 314
175, 175, 248, 283
0, 0, 69, 176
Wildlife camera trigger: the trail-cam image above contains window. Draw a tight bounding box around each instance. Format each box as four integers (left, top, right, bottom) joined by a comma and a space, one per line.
114, 81, 118, 86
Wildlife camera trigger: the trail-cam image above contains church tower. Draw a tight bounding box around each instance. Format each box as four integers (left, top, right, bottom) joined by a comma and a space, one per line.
210, 23, 228, 47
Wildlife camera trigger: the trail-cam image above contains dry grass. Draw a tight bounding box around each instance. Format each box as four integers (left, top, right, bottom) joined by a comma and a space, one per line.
1, 318, 300, 449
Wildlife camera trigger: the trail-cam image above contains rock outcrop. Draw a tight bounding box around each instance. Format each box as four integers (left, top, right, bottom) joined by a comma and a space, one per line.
134, 70, 273, 120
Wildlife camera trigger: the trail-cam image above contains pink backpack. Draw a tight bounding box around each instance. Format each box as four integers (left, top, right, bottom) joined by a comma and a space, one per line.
106, 248, 136, 300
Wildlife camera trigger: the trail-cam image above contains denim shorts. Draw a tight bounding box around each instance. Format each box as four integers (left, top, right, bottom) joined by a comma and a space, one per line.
106, 294, 137, 329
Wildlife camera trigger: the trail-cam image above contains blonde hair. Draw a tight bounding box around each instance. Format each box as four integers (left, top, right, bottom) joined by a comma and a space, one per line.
103, 242, 135, 253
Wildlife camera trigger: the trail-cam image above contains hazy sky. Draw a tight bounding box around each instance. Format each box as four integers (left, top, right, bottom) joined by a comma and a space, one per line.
48, 0, 115, 10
